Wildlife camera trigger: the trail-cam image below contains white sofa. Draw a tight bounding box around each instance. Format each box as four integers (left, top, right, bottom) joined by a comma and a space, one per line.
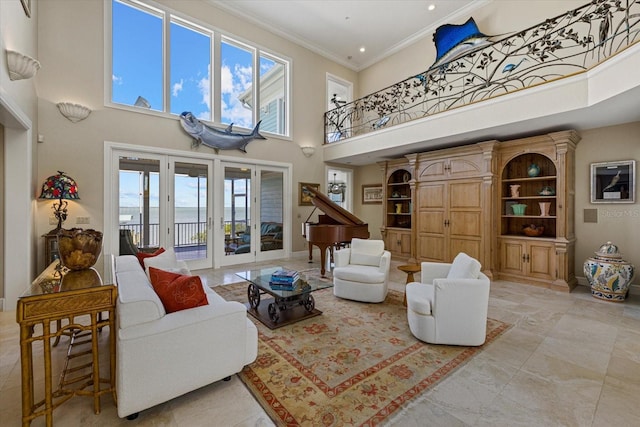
333, 238, 391, 303
406, 253, 490, 346
112, 255, 258, 419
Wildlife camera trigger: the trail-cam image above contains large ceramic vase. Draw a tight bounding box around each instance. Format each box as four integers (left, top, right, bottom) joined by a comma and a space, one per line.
584, 241, 635, 302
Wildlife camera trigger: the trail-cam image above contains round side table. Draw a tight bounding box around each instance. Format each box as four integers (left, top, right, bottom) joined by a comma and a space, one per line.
397, 264, 421, 306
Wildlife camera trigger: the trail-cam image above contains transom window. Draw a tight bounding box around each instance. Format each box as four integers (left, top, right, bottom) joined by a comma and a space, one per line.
109, 0, 290, 136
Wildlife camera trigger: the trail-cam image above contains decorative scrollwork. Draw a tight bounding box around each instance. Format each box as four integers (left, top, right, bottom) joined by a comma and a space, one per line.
324, 0, 640, 143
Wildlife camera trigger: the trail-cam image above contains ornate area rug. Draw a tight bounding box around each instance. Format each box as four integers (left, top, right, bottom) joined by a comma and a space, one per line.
216, 274, 509, 426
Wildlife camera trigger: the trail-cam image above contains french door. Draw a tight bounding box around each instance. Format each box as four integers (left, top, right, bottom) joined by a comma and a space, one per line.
106, 144, 290, 272
218, 162, 287, 266
113, 153, 214, 270
170, 158, 213, 270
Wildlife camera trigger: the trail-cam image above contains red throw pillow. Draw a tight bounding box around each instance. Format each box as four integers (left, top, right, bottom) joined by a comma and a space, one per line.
136, 247, 166, 268
148, 267, 208, 313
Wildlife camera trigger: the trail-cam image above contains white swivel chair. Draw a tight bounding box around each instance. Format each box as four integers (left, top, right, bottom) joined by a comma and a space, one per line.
406, 252, 490, 346
333, 238, 391, 303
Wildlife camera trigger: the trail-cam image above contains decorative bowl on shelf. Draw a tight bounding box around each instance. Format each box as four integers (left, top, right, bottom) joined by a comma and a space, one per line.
539, 186, 555, 196
57, 228, 103, 270
522, 224, 544, 237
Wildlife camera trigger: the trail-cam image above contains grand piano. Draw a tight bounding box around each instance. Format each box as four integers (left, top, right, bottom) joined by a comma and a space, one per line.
302, 185, 370, 276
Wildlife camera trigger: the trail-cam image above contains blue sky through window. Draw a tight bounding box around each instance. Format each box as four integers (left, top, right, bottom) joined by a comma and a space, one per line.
170, 21, 211, 120
112, 1, 163, 110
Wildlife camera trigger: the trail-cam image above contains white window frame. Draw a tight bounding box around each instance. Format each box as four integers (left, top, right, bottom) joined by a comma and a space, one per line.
104, 0, 291, 138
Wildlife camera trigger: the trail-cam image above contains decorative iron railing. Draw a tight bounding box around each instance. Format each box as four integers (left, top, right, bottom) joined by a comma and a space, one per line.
324, 0, 640, 143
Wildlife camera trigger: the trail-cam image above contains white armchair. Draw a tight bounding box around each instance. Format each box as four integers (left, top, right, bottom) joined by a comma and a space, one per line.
406, 252, 490, 346
332, 238, 391, 303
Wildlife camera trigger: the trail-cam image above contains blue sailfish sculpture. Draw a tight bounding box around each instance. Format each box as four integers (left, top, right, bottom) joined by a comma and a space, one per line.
430, 17, 493, 69
179, 112, 266, 153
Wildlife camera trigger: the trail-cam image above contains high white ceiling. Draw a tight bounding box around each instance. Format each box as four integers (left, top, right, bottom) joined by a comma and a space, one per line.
212, 0, 482, 71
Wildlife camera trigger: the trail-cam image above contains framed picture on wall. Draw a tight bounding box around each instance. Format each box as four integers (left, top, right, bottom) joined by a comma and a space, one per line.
362, 184, 383, 204
590, 160, 635, 203
299, 182, 320, 206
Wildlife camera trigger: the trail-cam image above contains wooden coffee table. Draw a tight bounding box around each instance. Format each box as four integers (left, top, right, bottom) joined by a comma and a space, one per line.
235, 267, 333, 329
397, 264, 421, 306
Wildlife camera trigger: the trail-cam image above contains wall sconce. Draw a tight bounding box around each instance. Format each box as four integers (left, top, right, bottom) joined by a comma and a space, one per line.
301, 146, 315, 157
57, 102, 92, 123
6, 49, 41, 81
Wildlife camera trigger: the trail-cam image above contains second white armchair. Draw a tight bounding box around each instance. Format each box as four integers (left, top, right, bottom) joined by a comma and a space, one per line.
406, 252, 490, 346
333, 238, 391, 303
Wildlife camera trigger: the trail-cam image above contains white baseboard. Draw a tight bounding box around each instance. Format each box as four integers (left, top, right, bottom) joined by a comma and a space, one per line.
576, 276, 638, 296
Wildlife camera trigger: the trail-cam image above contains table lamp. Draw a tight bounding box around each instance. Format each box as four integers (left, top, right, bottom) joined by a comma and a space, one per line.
39, 171, 80, 231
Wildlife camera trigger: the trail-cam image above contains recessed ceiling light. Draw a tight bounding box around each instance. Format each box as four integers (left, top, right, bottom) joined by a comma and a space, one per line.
359, 47, 366, 53
428, 4, 436, 11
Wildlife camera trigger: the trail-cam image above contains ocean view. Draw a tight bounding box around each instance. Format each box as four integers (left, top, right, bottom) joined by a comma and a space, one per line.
119, 207, 246, 225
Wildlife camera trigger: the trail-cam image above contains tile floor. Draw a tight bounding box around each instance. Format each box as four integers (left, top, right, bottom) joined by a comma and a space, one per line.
1, 254, 639, 426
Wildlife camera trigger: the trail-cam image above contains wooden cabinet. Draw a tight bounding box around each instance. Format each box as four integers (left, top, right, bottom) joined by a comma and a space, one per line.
380, 159, 415, 261
499, 238, 556, 283
386, 228, 412, 258
412, 142, 495, 274
416, 180, 484, 263
495, 130, 580, 291
43, 229, 60, 266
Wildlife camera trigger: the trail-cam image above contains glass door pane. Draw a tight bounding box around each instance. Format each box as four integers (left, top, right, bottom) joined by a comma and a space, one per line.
258, 169, 284, 255
222, 165, 253, 261
173, 161, 210, 264
118, 156, 161, 254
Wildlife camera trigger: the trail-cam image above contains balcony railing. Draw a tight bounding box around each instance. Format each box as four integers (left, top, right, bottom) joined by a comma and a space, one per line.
120, 220, 248, 248
324, 0, 640, 143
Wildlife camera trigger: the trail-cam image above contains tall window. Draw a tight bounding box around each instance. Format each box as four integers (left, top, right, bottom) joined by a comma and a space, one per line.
259, 54, 286, 134
221, 39, 253, 128
109, 0, 290, 137
170, 20, 212, 121
112, 0, 163, 111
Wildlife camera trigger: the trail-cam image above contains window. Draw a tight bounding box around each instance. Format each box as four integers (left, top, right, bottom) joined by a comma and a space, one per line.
112, 0, 163, 111
259, 54, 286, 134
109, 0, 290, 137
221, 39, 253, 128
170, 19, 212, 121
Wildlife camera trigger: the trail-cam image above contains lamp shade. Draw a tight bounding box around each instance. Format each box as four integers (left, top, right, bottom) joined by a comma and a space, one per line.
39, 171, 80, 200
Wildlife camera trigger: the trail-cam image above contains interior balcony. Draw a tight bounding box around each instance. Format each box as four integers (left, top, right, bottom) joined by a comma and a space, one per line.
323, 1, 640, 166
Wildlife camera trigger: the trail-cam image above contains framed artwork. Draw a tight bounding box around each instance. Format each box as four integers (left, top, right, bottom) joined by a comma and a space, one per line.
299, 182, 320, 206
21, 0, 31, 18
590, 160, 635, 203
362, 184, 383, 204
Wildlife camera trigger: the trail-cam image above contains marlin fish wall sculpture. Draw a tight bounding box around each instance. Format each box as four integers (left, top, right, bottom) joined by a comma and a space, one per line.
179, 112, 266, 153
430, 17, 493, 69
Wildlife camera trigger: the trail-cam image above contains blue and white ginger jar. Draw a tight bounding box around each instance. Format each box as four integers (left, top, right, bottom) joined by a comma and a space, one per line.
584, 241, 634, 302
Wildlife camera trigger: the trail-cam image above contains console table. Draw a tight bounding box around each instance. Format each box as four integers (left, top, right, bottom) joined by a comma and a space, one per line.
16, 262, 117, 426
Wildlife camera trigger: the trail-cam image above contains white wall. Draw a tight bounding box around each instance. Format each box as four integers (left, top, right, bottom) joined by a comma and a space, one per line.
0, 0, 39, 309
575, 123, 640, 285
